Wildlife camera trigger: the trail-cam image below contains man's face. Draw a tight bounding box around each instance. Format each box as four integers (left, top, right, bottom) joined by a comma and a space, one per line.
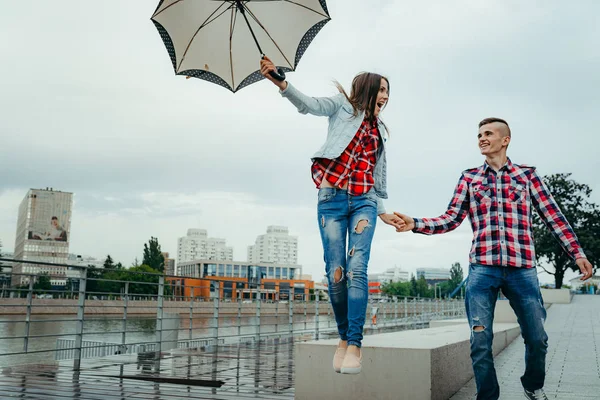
478, 122, 510, 156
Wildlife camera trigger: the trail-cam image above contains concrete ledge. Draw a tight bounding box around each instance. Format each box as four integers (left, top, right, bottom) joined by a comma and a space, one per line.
540, 288, 571, 304
429, 319, 467, 328
295, 323, 521, 400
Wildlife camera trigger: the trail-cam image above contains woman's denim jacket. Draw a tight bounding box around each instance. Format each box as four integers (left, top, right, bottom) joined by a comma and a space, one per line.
280, 82, 388, 214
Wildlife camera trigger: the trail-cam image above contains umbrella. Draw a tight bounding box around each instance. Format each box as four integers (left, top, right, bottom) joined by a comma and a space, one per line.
151, 0, 331, 93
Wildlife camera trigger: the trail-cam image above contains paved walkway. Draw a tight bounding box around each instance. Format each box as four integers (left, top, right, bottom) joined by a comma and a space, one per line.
451, 295, 600, 399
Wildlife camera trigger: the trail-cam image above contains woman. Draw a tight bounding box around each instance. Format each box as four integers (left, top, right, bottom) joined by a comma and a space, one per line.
260, 57, 402, 375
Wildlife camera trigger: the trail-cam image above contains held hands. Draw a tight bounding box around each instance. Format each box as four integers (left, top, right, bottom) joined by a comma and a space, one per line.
378, 213, 404, 231
259, 56, 287, 91
576, 258, 594, 281
392, 212, 415, 233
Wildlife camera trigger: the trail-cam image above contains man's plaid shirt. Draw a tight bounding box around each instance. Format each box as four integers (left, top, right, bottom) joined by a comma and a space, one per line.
413, 158, 586, 268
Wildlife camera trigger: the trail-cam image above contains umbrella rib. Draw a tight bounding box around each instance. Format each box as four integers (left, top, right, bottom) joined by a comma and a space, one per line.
229, 7, 236, 89
282, 0, 329, 19
243, 5, 294, 70
177, 2, 234, 72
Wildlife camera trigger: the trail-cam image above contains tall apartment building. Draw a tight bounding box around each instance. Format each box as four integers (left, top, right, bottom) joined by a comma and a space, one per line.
247, 226, 298, 265
12, 188, 73, 287
177, 229, 233, 266
162, 251, 176, 276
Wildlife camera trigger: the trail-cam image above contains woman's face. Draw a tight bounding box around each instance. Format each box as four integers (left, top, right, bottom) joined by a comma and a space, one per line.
51, 219, 58, 228
374, 78, 389, 117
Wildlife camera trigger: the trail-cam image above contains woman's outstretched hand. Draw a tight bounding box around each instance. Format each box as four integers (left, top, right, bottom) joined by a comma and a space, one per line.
260, 56, 287, 91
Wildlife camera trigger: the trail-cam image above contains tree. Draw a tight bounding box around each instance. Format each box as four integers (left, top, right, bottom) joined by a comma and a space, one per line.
124, 264, 163, 295
410, 274, 418, 297
103, 255, 115, 269
449, 262, 464, 291
416, 276, 432, 298
34, 273, 52, 293
533, 173, 600, 288
381, 281, 411, 297
143, 237, 165, 273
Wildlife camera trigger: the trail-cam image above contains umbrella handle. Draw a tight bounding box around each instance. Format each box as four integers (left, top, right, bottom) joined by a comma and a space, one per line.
268, 68, 286, 82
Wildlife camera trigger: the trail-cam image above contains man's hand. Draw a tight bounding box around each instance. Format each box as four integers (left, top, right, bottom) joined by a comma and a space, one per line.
378, 213, 404, 230
576, 258, 594, 281
393, 212, 415, 232
260, 56, 287, 91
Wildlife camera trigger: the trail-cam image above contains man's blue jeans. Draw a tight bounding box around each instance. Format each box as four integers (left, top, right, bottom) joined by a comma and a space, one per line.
317, 188, 378, 348
466, 263, 548, 400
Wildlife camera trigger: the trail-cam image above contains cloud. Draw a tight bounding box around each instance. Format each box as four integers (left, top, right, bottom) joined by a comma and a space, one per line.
0, 0, 598, 285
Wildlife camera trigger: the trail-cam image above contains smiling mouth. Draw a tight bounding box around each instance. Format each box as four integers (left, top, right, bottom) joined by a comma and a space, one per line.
480, 143, 489, 149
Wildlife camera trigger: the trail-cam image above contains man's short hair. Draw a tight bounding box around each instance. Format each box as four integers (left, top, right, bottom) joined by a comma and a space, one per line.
479, 117, 511, 137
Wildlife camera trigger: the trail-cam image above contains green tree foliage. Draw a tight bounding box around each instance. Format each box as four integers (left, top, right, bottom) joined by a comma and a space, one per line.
381, 281, 411, 297
34, 273, 52, 293
143, 237, 165, 273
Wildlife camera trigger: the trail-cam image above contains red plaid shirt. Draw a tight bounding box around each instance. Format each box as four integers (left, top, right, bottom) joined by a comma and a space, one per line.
413, 159, 586, 268
312, 118, 380, 195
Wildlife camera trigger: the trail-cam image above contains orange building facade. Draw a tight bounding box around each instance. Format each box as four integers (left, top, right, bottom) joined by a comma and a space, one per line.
168, 260, 314, 301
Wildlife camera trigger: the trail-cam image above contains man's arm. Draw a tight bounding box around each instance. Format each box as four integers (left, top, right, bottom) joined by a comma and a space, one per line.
395, 173, 470, 234
529, 170, 593, 280
529, 170, 586, 260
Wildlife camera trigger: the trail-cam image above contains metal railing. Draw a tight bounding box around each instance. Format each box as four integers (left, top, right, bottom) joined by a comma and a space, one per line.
0, 258, 466, 369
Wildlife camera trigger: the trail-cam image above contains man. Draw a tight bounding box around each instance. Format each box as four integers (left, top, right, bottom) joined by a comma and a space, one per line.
394, 118, 593, 400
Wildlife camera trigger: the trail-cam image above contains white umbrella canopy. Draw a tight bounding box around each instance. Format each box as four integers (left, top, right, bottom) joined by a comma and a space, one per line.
151, 0, 331, 92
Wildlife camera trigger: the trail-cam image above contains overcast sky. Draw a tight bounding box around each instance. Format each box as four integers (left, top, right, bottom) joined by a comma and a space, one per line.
1, 0, 598, 284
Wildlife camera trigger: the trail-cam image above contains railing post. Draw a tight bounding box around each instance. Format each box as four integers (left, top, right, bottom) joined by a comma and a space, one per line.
189, 291, 194, 347
23, 277, 34, 353
73, 268, 87, 370
412, 299, 417, 329
394, 297, 398, 325
315, 296, 320, 340
154, 276, 165, 359
237, 296, 242, 338
121, 282, 129, 353
212, 295, 219, 345
275, 300, 279, 334
303, 299, 307, 332
255, 287, 261, 343
288, 296, 293, 338
404, 297, 408, 321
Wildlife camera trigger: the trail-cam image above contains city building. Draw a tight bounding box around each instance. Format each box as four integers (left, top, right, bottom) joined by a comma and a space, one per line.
171, 259, 310, 301
177, 229, 233, 266
162, 252, 176, 276
0, 251, 14, 293
416, 267, 451, 285
11, 188, 73, 287
247, 226, 298, 265
369, 266, 410, 284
